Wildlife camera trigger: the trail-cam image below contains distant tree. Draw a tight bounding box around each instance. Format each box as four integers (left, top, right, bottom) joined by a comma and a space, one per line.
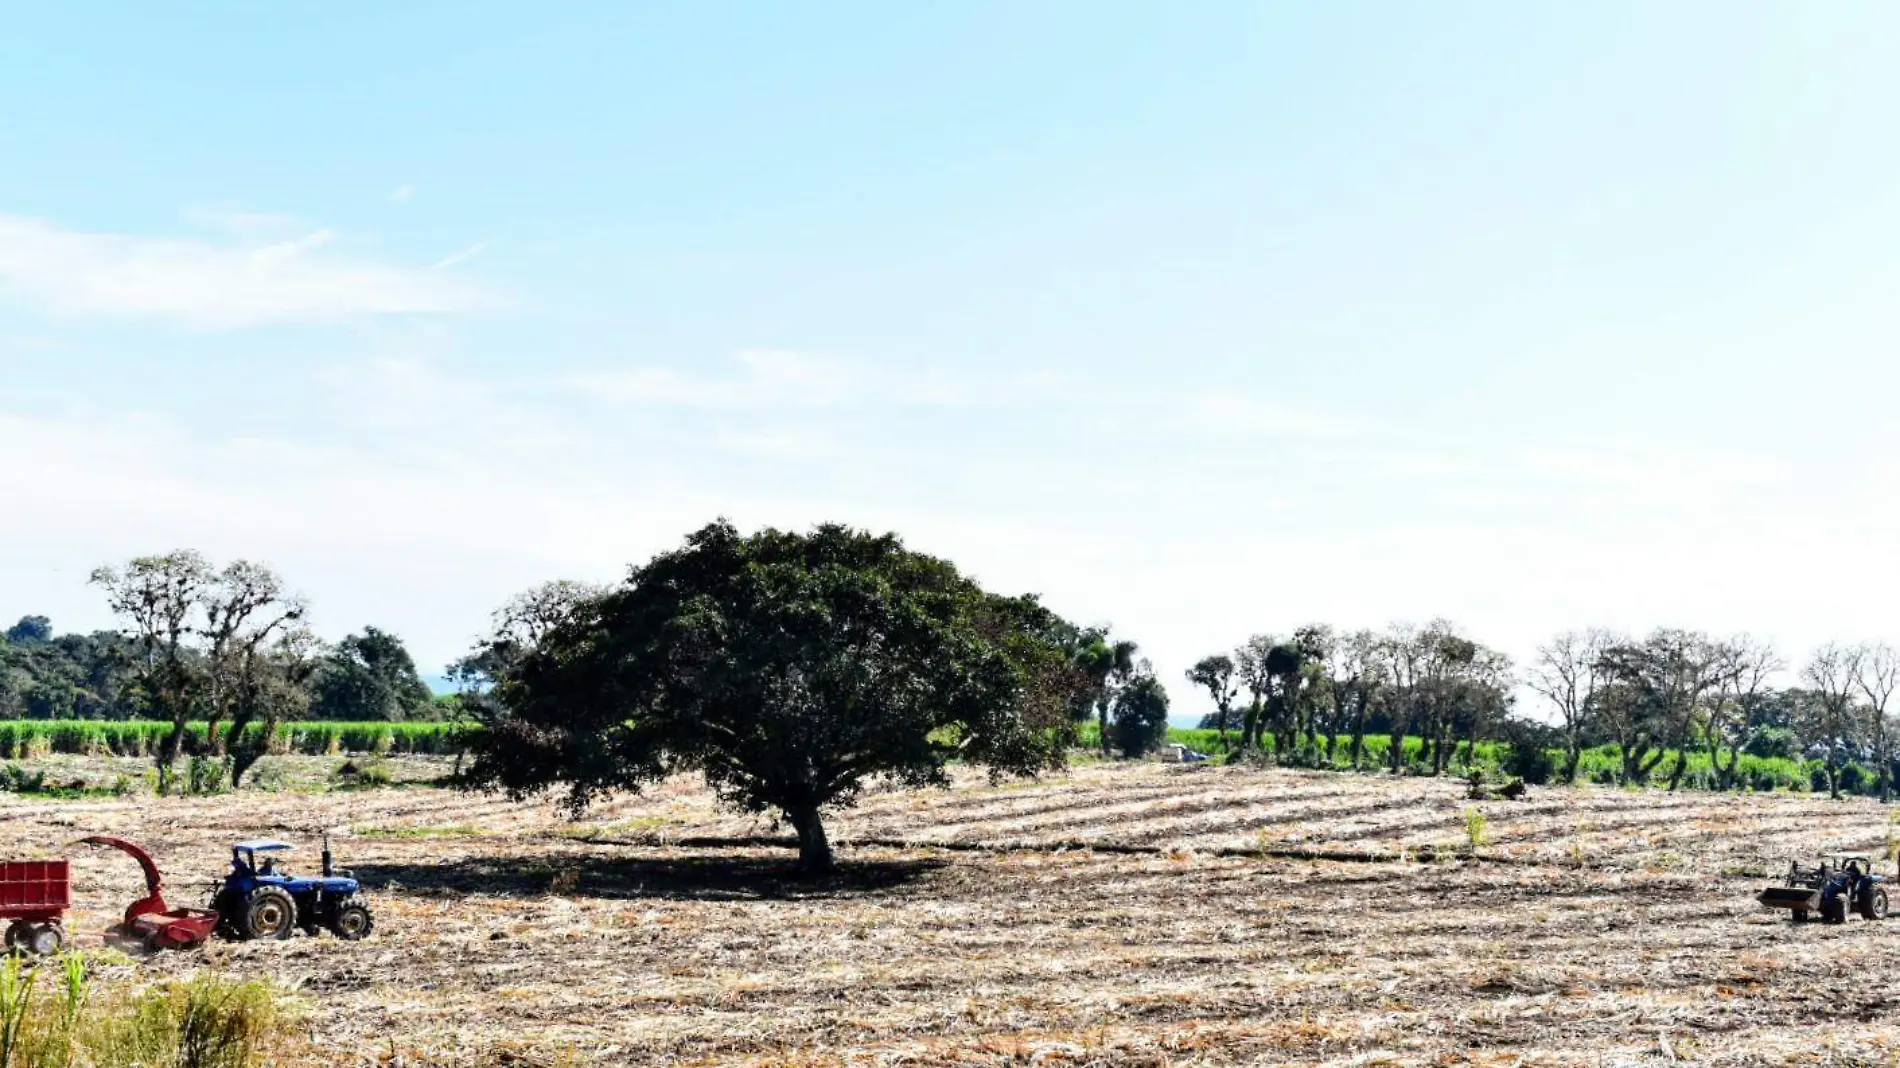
227, 629, 323, 787
1527, 629, 1612, 783
199, 561, 304, 758
460, 520, 1086, 874
1853, 643, 1900, 802
1804, 643, 1866, 800
1186, 654, 1239, 743
449, 580, 609, 699
311, 627, 432, 721
1111, 665, 1171, 758
1234, 635, 1277, 752
1331, 630, 1383, 768
1075, 635, 1140, 755
1594, 629, 1734, 788
4, 616, 51, 644
91, 551, 214, 792
1706, 636, 1781, 790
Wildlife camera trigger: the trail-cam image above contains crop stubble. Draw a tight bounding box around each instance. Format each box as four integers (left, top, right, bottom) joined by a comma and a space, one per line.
2, 761, 1896, 1065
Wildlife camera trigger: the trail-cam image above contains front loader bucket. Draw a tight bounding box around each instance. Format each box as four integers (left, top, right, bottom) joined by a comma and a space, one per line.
1759, 887, 1820, 911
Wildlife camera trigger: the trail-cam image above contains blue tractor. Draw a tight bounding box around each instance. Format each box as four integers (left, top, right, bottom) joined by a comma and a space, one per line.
211, 837, 375, 941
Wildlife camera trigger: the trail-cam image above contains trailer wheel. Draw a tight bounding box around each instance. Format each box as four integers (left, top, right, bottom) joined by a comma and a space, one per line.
243, 887, 298, 940
3, 922, 27, 952
25, 924, 64, 957
1861, 886, 1889, 921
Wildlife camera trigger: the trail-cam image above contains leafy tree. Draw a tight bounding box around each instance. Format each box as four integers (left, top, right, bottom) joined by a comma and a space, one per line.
1074, 635, 1139, 755
91, 551, 214, 792
1185, 654, 1238, 742
310, 627, 433, 721
4, 616, 51, 644
1111, 666, 1171, 758
460, 520, 1087, 873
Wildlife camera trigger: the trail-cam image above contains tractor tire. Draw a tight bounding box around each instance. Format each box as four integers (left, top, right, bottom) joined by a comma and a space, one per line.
1861, 886, 1890, 921
329, 900, 374, 941
243, 886, 298, 941
3, 921, 27, 952
1791, 908, 1811, 924
1822, 893, 1849, 924
25, 924, 64, 957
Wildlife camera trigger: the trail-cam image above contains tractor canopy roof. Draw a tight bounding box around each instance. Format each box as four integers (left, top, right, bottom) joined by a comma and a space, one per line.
233, 840, 294, 853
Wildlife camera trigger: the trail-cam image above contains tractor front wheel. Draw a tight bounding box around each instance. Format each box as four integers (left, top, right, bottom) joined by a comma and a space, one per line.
1791, 908, 1810, 923
1861, 886, 1889, 921
243, 887, 298, 941
1823, 894, 1849, 924
329, 900, 373, 941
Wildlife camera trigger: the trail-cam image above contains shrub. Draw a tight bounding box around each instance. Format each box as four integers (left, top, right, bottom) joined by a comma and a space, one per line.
1746, 727, 1800, 760
0, 954, 297, 1068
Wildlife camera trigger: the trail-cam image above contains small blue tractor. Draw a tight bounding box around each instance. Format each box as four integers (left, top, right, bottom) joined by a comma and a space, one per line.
1758, 853, 1890, 924
211, 836, 374, 941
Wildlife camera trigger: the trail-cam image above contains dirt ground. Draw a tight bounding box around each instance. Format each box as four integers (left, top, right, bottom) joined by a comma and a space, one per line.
4, 758, 1899, 1066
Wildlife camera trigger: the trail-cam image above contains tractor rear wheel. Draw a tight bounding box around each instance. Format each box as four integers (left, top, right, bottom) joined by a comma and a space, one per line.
329, 900, 373, 941
243, 886, 298, 940
1861, 886, 1889, 921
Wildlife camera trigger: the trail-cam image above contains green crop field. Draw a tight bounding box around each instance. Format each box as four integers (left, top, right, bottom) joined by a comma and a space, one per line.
0, 719, 468, 759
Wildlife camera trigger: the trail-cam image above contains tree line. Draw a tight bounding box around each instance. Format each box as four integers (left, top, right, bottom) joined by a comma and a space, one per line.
1185, 622, 1900, 800
1, 551, 447, 791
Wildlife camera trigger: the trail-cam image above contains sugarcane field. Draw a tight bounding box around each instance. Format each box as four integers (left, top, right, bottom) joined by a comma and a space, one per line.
2, 751, 1896, 1067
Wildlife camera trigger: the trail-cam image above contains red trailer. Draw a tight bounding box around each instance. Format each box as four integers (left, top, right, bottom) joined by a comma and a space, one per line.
0, 859, 70, 955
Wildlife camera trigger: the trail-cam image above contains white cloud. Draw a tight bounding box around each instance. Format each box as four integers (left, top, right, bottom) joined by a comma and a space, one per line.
0, 214, 490, 329
390, 185, 415, 203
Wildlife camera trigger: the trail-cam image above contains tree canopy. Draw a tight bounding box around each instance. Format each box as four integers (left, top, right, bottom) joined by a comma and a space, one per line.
460, 519, 1088, 872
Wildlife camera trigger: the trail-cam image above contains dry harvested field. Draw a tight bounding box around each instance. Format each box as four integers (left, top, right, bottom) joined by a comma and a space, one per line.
6, 758, 1900, 1066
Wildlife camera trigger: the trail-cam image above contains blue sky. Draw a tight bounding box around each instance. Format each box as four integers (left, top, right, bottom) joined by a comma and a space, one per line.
5, 3, 1900, 714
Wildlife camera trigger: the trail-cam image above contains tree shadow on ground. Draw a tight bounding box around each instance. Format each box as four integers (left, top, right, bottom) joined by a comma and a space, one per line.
350, 851, 947, 902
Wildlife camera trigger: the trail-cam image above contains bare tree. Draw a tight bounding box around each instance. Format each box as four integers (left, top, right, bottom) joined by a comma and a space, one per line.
1526, 629, 1614, 783
1704, 636, 1781, 790
1803, 643, 1865, 800
1854, 643, 1900, 802
91, 551, 213, 793
1332, 630, 1383, 768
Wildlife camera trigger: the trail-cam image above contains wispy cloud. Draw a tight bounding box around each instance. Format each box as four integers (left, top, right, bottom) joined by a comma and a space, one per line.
431, 242, 488, 270
390, 185, 415, 203
0, 214, 490, 329
570, 349, 1075, 411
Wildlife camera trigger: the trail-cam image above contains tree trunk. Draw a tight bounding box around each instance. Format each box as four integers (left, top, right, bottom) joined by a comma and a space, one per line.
1562, 737, 1582, 784
157, 719, 188, 796
1665, 749, 1689, 791
1348, 700, 1368, 770
789, 806, 833, 875
1097, 700, 1111, 757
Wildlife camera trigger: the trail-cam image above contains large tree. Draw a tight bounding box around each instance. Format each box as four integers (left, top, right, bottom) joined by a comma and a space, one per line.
91, 551, 214, 792
460, 520, 1087, 873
